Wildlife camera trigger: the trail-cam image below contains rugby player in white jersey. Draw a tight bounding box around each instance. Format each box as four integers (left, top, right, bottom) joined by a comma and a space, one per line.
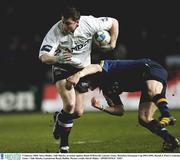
39, 6, 119, 153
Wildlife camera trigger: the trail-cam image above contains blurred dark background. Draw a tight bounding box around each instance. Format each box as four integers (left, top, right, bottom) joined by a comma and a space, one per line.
1, 0, 180, 87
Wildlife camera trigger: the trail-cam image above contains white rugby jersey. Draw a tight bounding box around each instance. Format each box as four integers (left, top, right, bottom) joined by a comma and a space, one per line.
39, 16, 113, 68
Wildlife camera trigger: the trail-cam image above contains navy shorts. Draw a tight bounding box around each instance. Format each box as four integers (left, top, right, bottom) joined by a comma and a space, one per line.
143, 59, 168, 85
140, 60, 168, 103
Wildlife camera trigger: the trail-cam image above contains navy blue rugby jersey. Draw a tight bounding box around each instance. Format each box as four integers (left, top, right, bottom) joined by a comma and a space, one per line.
98, 58, 167, 93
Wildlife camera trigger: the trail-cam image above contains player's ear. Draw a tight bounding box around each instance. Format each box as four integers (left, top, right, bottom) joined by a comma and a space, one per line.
76, 20, 80, 26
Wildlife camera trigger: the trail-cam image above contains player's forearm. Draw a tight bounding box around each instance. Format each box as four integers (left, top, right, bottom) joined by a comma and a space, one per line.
103, 106, 124, 116
109, 18, 119, 49
93, 104, 124, 116
65, 64, 102, 90
78, 64, 102, 78
39, 53, 59, 64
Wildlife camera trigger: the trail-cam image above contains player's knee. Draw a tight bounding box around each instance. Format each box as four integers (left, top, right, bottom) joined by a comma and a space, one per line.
64, 103, 75, 113
138, 117, 150, 127
146, 82, 163, 99
147, 88, 158, 99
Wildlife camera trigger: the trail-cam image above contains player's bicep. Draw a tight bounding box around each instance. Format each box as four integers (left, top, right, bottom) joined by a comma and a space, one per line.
39, 43, 59, 58
39, 27, 59, 57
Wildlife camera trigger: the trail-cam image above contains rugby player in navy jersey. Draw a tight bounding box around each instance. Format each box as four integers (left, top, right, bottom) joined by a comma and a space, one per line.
66, 58, 180, 152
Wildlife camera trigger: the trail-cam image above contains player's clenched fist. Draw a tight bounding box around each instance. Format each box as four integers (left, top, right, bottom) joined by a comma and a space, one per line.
91, 97, 104, 110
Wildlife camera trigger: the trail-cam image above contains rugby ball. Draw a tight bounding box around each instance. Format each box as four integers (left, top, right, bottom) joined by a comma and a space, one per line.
93, 30, 111, 46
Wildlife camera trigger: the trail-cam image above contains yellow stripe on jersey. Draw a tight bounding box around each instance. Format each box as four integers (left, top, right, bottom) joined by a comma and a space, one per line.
100, 60, 105, 67
157, 98, 168, 104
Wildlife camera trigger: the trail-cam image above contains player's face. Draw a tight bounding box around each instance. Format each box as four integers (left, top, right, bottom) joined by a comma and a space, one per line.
62, 17, 79, 33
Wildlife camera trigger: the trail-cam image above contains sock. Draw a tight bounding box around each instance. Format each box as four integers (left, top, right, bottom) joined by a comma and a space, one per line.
139, 119, 174, 142
152, 94, 170, 117
58, 109, 73, 147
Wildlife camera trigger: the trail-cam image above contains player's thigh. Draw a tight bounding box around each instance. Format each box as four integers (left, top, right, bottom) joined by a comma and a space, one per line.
56, 79, 76, 113
138, 102, 157, 122
74, 91, 85, 116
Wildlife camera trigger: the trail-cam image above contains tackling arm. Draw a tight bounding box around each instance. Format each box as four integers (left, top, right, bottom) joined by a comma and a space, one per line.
66, 64, 102, 90
91, 96, 124, 116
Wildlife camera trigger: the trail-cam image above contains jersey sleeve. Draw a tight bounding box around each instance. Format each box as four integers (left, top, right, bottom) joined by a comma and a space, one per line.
103, 91, 123, 106
95, 17, 113, 31
82, 16, 113, 35
39, 23, 59, 58
100, 60, 109, 72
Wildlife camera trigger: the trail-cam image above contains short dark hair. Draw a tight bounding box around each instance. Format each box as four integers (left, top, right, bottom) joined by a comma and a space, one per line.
61, 6, 80, 21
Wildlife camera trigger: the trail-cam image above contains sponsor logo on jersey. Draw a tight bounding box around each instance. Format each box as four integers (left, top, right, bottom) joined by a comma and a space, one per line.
41, 45, 53, 52
71, 40, 89, 51
100, 17, 108, 22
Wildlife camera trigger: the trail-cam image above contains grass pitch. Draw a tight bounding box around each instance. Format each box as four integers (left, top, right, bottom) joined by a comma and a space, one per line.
0, 110, 179, 153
